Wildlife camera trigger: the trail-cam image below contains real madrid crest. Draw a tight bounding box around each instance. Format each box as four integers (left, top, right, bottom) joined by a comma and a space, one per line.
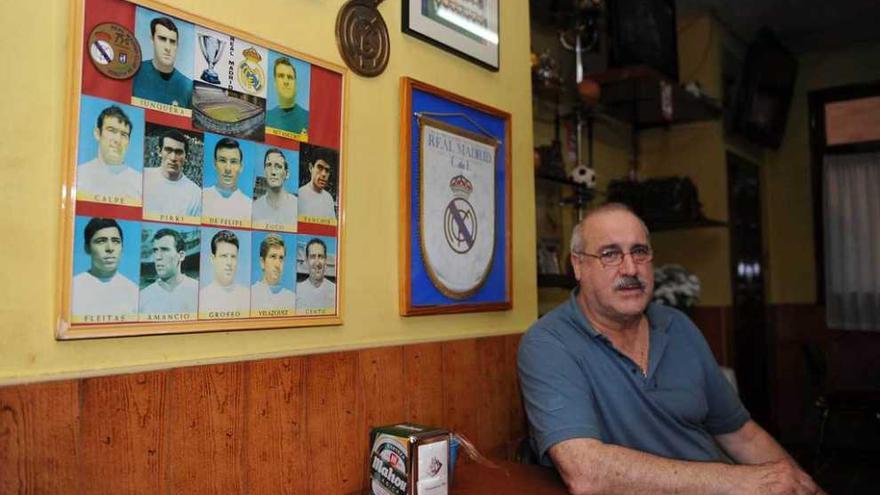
237, 47, 265, 94
335, 0, 390, 77
445, 174, 477, 254
87, 23, 141, 79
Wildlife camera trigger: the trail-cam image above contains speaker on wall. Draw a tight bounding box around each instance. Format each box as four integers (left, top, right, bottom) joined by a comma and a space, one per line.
733, 28, 798, 149
606, 0, 679, 81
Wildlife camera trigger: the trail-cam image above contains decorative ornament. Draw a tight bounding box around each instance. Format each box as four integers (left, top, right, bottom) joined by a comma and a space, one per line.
652, 264, 701, 310
87, 23, 141, 79
336, 0, 390, 77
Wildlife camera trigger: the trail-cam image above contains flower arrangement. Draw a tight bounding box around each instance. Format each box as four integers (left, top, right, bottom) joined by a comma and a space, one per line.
652, 264, 701, 310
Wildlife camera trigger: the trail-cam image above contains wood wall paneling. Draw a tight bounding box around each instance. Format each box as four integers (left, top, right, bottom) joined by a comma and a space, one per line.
305, 351, 366, 494
0, 334, 526, 494
79, 372, 165, 494
505, 333, 527, 442
0, 381, 80, 495
243, 357, 307, 494
403, 342, 445, 427
442, 339, 482, 452
477, 337, 511, 455
359, 346, 406, 432
165, 363, 246, 493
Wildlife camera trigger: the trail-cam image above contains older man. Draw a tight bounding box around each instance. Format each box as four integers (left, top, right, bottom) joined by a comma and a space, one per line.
518, 203, 824, 495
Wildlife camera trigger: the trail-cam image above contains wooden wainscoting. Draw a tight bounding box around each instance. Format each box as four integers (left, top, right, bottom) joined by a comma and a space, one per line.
0, 334, 525, 494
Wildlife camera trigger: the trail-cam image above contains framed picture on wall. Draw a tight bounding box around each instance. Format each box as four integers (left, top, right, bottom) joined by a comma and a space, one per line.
402, 0, 500, 70
399, 77, 511, 316
57, 0, 346, 339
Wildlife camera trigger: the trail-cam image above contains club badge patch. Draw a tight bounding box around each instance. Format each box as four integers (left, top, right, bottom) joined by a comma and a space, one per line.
87, 23, 141, 79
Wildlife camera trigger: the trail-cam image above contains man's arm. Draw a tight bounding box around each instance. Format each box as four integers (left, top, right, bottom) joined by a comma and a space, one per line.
714, 419, 795, 465
549, 437, 824, 495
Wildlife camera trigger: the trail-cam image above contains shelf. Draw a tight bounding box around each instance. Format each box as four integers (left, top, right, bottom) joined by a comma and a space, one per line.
583, 66, 722, 130
647, 217, 727, 232
538, 273, 577, 289
536, 173, 584, 187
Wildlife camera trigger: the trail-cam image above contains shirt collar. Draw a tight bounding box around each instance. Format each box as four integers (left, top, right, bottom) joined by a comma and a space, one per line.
567, 288, 673, 338
567, 288, 602, 338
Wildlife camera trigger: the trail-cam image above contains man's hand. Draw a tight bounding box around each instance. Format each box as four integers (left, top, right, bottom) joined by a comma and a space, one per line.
729, 460, 826, 495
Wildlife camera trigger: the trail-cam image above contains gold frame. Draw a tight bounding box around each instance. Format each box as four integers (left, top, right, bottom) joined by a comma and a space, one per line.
57, 0, 348, 339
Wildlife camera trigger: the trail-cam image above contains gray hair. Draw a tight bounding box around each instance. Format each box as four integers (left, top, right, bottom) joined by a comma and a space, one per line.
570, 202, 650, 255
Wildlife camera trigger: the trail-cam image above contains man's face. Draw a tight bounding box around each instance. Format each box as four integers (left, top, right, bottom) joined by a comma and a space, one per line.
159, 137, 186, 181
572, 210, 654, 322
211, 241, 238, 287
309, 160, 331, 191
152, 24, 178, 73
306, 242, 326, 283
260, 245, 285, 286
214, 147, 243, 191
88, 226, 122, 277
152, 234, 183, 281
274, 63, 296, 102
94, 116, 131, 166
263, 152, 288, 190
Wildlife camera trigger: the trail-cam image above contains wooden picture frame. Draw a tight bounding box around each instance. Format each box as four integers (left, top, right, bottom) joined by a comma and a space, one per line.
402, 0, 500, 71
57, 0, 346, 339
399, 77, 511, 316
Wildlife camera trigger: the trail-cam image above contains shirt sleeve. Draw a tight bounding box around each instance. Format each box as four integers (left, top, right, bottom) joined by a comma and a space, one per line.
517, 331, 602, 465
681, 317, 750, 435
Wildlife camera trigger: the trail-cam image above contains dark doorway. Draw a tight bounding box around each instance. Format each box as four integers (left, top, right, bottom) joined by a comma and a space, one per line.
727, 152, 771, 426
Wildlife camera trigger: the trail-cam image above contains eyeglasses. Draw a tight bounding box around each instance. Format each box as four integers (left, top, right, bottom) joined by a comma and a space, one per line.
574, 246, 653, 267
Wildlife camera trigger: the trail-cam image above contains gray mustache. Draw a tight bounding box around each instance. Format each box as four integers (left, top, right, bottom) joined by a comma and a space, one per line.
614, 276, 645, 291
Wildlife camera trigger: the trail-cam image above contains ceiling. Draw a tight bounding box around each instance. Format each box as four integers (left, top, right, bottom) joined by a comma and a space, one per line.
675, 0, 880, 53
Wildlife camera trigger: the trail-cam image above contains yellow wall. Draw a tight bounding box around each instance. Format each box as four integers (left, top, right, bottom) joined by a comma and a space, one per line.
0, 0, 537, 384
764, 41, 880, 304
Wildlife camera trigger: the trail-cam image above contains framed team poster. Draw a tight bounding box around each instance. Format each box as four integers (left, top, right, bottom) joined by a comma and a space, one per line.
399, 77, 511, 316
402, 0, 499, 70
57, 0, 346, 339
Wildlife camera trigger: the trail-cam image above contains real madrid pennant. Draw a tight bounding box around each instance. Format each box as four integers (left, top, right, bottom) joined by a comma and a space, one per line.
418, 117, 498, 299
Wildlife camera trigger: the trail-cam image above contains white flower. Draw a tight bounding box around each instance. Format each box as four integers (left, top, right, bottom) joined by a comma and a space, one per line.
652, 264, 701, 309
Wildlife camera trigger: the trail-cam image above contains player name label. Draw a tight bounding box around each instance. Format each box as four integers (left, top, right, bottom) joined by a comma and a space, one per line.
204, 216, 250, 228
141, 312, 195, 322
131, 97, 193, 117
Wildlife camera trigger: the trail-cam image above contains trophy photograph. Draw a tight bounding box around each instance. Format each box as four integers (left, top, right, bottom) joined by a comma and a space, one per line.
199, 33, 225, 84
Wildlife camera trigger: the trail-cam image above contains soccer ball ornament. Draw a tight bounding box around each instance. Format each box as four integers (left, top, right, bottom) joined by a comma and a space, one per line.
569, 164, 597, 188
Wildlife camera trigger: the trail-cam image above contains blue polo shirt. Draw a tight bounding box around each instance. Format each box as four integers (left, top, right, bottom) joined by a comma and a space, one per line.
518, 292, 749, 466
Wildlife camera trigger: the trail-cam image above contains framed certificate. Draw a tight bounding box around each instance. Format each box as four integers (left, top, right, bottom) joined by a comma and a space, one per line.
402, 0, 500, 70
58, 0, 346, 339
399, 77, 511, 316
